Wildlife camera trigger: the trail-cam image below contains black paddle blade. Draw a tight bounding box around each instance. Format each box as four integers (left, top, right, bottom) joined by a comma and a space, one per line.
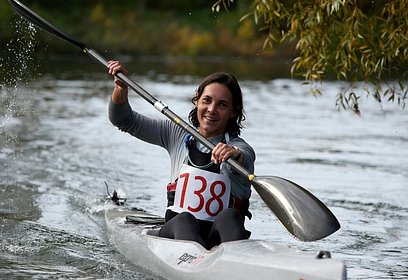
252, 176, 340, 241
8, 0, 86, 50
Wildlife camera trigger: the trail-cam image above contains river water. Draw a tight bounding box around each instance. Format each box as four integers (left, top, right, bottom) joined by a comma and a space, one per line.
1, 50, 408, 279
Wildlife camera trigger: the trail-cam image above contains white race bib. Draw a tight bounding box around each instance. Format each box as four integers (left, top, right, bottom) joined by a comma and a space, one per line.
172, 164, 231, 221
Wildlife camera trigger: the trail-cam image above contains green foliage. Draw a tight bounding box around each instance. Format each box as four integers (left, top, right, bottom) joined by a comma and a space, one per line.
214, 0, 408, 113
1, 1, 266, 57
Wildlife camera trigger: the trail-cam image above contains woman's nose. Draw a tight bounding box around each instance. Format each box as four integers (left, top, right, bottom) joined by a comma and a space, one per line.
207, 102, 216, 112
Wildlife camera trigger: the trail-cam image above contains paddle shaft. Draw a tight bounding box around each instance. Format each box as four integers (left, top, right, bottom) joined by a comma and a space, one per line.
86, 48, 252, 179
7, 0, 249, 179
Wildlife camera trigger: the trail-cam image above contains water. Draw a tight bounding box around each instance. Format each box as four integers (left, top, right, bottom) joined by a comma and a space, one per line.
1, 44, 408, 280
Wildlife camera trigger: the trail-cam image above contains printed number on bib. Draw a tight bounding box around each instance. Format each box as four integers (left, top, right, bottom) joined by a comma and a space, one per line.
173, 164, 231, 221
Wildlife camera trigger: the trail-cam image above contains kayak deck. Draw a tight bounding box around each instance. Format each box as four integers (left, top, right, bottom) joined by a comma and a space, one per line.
105, 208, 347, 280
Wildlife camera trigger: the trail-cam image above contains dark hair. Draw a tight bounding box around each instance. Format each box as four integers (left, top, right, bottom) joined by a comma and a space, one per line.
188, 72, 245, 136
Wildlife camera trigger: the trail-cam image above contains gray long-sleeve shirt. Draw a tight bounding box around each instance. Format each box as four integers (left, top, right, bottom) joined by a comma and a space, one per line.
109, 99, 255, 199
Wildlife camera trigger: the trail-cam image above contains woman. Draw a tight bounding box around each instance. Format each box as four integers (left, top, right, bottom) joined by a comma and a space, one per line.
108, 61, 255, 249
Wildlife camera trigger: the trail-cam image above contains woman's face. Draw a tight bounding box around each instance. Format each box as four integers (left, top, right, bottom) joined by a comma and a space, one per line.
195, 82, 236, 138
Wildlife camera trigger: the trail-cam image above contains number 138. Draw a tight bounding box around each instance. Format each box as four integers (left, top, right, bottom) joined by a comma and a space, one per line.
178, 172, 227, 217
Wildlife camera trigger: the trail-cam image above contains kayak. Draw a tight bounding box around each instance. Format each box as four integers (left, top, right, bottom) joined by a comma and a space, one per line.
105, 208, 347, 280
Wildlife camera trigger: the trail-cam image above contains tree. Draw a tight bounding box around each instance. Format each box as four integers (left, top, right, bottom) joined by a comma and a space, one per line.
213, 0, 408, 114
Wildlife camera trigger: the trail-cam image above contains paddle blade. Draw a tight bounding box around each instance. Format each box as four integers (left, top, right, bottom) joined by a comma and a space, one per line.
252, 176, 340, 241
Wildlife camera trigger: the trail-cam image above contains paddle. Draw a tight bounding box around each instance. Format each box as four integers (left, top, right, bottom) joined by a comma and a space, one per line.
8, 0, 340, 241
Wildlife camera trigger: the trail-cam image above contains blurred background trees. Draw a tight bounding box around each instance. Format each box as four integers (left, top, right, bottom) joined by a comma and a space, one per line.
1, 0, 271, 57
1, 0, 407, 112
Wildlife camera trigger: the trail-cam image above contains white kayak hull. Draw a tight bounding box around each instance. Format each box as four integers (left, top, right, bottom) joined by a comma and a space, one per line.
105, 209, 346, 280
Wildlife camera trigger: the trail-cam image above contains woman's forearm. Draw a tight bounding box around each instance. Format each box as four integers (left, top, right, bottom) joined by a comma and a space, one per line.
111, 86, 128, 104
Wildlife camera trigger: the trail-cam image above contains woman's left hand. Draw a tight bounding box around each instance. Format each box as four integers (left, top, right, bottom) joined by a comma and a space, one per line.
211, 143, 242, 165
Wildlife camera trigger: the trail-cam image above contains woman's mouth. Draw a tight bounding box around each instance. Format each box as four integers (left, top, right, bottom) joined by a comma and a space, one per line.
204, 116, 217, 122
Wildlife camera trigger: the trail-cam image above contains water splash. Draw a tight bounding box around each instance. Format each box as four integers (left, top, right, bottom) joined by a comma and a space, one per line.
1, 16, 43, 178
1, 17, 40, 87
1, 17, 39, 124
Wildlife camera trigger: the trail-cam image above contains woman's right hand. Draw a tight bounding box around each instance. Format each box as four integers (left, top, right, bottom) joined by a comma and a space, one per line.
108, 60, 129, 90
108, 60, 129, 104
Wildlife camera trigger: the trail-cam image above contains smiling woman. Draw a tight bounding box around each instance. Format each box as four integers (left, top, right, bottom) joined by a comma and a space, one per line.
194, 83, 236, 138
189, 72, 245, 139
108, 60, 255, 249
